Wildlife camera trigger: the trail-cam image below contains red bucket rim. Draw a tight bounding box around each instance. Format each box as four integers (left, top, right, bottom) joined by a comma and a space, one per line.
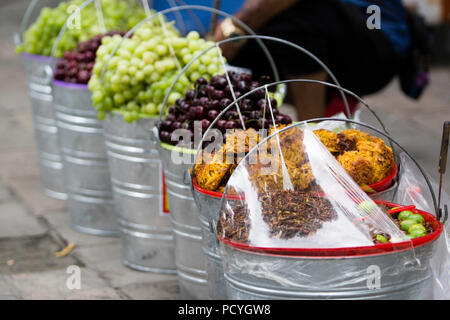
192, 177, 243, 200
218, 201, 443, 258
365, 163, 398, 193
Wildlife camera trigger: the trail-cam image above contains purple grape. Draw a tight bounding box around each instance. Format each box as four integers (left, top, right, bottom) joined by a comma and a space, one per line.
207, 110, 219, 121
214, 77, 227, 89
166, 113, 176, 122
195, 77, 207, 86
176, 98, 185, 106
171, 121, 183, 130
68, 67, 78, 77
160, 131, 171, 143
258, 99, 267, 109
219, 98, 232, 109
85, 51, 95, 61
213, 90, 225, 100
160, 120, 173, 131
216, 119, 227, 132
205, 85, 215, 96
241, 73, 252, 82
282, 115, 293, 124
54, 70, 65, 80
198, 97, 209, 107
198, 88, 207, 97
77, 70, 90, 84
178, 114, 188, 123
63, 52, 73, 61
186, 90, 195, 100
241, 99, 253, 112
188, 108, 197, 120
179, 102, 190, 113
225, 110, 238, 119
201, 119, 211, 131
237, 81, 247, 92
270, 97, 278, 108
224, 120, 237, 130
249, 111, 261, 119
208, 100, 219, 110
196, 106, 205, 118
168, 106, 177, 114
275, 115, 285, 124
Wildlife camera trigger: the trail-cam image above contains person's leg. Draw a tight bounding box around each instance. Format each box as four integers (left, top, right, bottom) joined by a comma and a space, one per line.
287, 71, 328, 120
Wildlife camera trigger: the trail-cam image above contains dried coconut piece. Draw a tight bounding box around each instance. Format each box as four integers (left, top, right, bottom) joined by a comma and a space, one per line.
338, 151, 376, 185
195, 150, 231, 191
356, 140, 394, 182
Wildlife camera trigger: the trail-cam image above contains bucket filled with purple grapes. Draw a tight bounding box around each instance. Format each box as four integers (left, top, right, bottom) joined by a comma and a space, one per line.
157, 69, 289, 300
53, 32, 125, 236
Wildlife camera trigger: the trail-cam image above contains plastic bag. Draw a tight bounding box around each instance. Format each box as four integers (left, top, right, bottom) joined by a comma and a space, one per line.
216, 121, 448, 300
217, 125, 409, 249
395, 152, 450, 299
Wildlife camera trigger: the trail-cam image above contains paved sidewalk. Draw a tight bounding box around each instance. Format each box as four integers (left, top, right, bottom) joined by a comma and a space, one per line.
0, 0, 449, 300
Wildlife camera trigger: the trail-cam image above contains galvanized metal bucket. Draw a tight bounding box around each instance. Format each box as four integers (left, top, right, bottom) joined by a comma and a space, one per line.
53, 80, 118, 236
219, 207, 444, 300
190, 175, 399, 300
370, 181, 398, 202
104, 114, 176, 273
191, 182, 227, 300
158, 144, 209, 299
22, 53, 66, 200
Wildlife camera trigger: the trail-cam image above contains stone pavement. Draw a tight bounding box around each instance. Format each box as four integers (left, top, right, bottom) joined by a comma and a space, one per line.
0, 0, 449, 300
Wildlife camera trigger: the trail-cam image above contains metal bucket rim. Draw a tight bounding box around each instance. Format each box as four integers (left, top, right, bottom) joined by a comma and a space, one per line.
218, 203, 443, 258
160, 141, 196, 154
192, 176, 243, 201
365, 163, 398, 193
109, 110, 159, 121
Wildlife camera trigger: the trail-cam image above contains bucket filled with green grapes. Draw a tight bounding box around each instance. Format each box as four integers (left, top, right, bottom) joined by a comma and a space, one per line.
86, 11, 245, 295
15, 0, 146, 199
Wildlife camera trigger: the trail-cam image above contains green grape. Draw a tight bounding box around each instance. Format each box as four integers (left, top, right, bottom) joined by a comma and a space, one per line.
18, 0, 147, 57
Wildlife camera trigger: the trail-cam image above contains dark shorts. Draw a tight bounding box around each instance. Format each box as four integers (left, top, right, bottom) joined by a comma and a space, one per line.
229, 0, 402, 97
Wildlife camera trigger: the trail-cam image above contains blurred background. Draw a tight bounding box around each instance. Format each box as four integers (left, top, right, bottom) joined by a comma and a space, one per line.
0, 0, 448, 299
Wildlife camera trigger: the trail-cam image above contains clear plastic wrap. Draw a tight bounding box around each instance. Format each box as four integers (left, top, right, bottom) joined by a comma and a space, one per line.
394, 152, 450, 299
216, 122, 447, 300
217, 125, 408, 249
395, 152, 449, 215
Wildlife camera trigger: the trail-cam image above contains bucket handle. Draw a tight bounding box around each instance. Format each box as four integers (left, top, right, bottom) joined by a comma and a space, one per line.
158, 34, 354, 128
99, 5, 280, 88
189, 78, 392, 188
14, 0, 40, 46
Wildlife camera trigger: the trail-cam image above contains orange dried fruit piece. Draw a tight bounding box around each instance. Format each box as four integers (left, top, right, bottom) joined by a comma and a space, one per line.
195, 151, 231, 191
337, 151, 376, 185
